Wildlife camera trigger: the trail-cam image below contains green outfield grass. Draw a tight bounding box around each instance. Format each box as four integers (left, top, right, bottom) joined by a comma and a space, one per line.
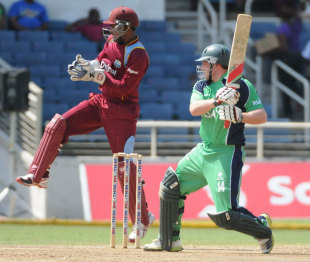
0, 224, 309, 246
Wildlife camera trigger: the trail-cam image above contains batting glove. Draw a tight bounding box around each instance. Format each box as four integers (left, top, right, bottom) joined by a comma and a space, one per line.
215, 86, 240, 105
218, 105, 243, 124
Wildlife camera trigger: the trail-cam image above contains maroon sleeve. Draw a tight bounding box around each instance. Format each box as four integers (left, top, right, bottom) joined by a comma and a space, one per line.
104, 48, 149, 97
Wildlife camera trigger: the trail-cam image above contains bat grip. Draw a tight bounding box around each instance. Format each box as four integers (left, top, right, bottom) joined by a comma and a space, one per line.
216, 100, 230, 128
215, 100, 230, 128
219, 84, 238, 129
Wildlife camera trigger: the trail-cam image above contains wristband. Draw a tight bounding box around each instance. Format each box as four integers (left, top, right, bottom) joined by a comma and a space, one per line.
212, 99, 219, 107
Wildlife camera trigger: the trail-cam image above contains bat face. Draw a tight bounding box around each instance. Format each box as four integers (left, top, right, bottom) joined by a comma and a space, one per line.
226, 14, 252, 88
224, 14, 252, 129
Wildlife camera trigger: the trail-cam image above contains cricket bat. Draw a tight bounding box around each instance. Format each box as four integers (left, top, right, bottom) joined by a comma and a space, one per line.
224, 14, 252, 128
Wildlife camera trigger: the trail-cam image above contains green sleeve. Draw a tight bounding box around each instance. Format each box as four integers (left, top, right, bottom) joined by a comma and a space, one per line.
244, 79, 264, 112
190, 90, 204, 103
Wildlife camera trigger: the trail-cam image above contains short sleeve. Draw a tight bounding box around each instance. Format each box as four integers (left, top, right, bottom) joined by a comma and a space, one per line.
190, 80, 205, 103
244, 79, 264, 112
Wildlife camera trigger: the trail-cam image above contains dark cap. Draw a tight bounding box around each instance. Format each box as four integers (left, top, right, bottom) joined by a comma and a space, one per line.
103, 6, 139, 27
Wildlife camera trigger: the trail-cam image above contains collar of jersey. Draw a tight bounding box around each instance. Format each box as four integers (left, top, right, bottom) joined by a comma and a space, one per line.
126, 36, 139, 46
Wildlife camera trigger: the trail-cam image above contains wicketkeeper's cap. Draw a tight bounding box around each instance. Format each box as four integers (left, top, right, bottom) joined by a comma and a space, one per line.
103, 6, 139, 28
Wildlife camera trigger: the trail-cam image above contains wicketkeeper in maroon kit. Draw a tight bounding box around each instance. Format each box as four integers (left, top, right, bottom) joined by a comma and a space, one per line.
16, 6, 155, 242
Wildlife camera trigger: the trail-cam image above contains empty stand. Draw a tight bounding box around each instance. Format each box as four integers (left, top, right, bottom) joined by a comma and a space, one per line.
43, 88, 58, 104
140, 103, 174, 120
0, 41, 31, 53
75, 81, 99, 91
44, 76, 77, 91
165, 42, 196, 54
48, 20, 68, 31
143, 42, 165, 53
0, 30, 16, 41
139, 21, 167, 32
29, 65, 61, 78
18, 31, 50, 41
31, 77, 45, 87
0, 52, 13, 62
43, 103, 70, 123
139, 90, 159, 103
58, 88, 90, 107
160, 90, 191, 104
147, 77, 181, 90
65, 41, 98, 58
14, 52, 47, 67
33, 41, 65, 53
175, 102, 201, 121
50, 31, 83, 41
144, 65, 164, 79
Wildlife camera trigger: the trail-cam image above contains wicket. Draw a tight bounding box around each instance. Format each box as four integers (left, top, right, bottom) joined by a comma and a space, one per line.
110, 152, 142, 249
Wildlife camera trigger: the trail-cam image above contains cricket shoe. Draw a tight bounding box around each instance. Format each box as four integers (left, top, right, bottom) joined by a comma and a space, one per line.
257, 213, 274, 254
144, 238, 183, 252
129, 211, 155, 243
16, 173, 48, 189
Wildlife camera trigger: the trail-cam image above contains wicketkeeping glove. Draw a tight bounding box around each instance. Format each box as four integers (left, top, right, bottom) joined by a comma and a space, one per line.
218, 105, 243, 124
67, 54, 88, 76
215, 86, 240, 105
67, 54, 106, 85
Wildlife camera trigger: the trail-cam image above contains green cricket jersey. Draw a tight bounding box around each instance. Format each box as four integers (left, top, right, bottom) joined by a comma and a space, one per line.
190, 73, 264, 146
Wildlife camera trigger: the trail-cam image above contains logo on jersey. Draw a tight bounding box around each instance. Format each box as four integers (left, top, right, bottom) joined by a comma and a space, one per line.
203, 107, 220, 119
114, 60, 121, 68
100, 61, 117, 76
203, 89, 211, 97
252, 99, 262, 106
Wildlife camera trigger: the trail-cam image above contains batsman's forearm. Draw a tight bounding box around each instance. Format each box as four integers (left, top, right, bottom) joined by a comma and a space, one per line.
242, 108, 267, 124
190, 99, 216, 116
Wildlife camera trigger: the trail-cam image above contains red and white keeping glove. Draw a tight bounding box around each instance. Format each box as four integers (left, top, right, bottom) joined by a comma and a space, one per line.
218, 105, 243, 124
68, 54, 105, 85
215, 86, 240, 105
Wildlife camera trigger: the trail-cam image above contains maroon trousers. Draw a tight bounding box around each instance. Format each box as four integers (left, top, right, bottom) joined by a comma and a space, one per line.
28, 93, 149, 225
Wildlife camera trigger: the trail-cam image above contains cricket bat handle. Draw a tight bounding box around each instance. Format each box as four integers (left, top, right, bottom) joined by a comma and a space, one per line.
217, 99, 231, 129
223, 82, 240, 129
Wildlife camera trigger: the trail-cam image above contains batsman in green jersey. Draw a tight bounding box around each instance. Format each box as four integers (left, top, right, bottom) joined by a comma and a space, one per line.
144, 44, 274, 254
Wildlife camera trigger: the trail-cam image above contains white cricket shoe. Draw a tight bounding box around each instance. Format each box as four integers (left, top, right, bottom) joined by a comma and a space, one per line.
129, 211, 155, 243
16, 174, 48, 189
257, 213, 274, 254
144, 238, 183, 252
